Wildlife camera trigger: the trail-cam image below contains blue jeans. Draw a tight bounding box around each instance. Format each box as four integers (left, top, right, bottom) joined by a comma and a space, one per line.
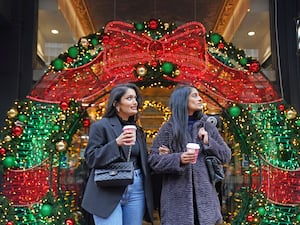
93, 169, 145, 225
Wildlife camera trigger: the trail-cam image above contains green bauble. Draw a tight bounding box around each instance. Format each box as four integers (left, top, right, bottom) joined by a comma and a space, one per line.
18, 114, 27, 122
82, 54, 91, 64
161, 62, 174, 74
210, 33, 222, 45
91, 38, 99, 46
258, 207, 266, 216
68, 46, 79, 58
229, 106, 241, 118
28, 213, 36, 220
240, 57, 248, 65
3, 156, 15, 168
295, 119, 300, 126
41, 204, 53, 217
135, 23, 144, 31
53, 125, 60, 131
52, 58, 64, 71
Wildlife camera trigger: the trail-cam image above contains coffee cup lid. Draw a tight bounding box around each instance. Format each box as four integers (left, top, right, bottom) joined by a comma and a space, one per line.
186, 143, 200, 149
123, 125, 137, 130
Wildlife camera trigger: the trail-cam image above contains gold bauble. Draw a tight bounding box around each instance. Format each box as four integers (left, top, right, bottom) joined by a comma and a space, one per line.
174, 69, 180, 76
4, 135, 12, 142
164, 23, 170, 29
87, 106, 98, 121
56, 140, 67, 152
91, 63, 103, 74
286, 109, 297, 119
59, 113, 66, 120
89, 49, 97, 56
80, 38, 89, 48
72, 210, 83, 222
69, 153, 79, 167
7, 108, 18, 119
292, 138, 298, 147
136, 65, 147, 76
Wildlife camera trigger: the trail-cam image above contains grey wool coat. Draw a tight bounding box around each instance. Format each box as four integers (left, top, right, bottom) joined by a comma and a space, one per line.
148, 115, 231, 225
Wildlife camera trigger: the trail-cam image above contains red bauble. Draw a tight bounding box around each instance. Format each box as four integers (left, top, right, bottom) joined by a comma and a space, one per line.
6, 222, 14, 225
148, 19, 159, 30
249, 61, 260, 73
218, 43, 225, 49
278, 104, 285, 111
59, 101, 69, 111
246, 214, 254, 222
65, 219, 74, 225
83, 118, 91, 127
0, 147, 6, 156
66, 57, 73, 64
12, 126, 23, 136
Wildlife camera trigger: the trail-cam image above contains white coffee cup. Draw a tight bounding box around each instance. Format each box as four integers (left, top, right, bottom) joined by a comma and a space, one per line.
122, 125, 137, 145
186, 143, 200, 164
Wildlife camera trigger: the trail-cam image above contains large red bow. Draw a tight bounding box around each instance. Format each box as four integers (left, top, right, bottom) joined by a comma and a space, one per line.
28, 22, 208, 103
103, 21, 208, 79
28, 21, 280, 104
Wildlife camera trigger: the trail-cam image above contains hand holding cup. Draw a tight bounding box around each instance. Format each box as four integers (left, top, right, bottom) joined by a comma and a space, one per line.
122, 125, 137, 146
186, 143, 200, 164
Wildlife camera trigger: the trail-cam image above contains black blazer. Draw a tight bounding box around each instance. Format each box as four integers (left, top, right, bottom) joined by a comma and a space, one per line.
81, 116, 154, 223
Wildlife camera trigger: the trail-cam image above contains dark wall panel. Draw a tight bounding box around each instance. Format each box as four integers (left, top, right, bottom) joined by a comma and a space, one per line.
0, 0, 38, 129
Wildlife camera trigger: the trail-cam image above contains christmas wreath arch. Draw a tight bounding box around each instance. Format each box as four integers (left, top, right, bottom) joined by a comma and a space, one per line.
0, 19, 299, 225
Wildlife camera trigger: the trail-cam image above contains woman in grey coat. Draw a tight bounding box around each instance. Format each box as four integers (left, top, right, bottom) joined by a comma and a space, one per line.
148, 85, 231, 225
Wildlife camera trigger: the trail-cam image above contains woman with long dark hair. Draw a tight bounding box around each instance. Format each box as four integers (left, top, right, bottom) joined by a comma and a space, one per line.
148, 85, 231, 225
82, 83, 153, 225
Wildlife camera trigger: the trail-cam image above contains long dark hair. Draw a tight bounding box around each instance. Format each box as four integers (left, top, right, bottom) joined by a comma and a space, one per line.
103, 83, 142, 121
169, 85, 202, 148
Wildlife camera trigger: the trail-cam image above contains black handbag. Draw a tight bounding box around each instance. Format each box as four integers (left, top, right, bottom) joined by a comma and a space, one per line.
205, 155, 224, 184
94, 146, 134, 187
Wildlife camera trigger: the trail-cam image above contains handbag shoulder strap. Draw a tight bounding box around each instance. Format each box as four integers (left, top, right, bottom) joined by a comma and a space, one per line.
127, 146, 132, 162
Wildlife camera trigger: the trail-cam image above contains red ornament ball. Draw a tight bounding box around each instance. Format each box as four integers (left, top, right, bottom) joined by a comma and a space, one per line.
148, 19, 159, 30
59, 101, 69, 111
218, 43, 225, 49
249, 60, 260, 73
66, 57, 73, 64
65, 219, 74, 225
6, 222, 14, 225
83, 118, 91, 127
278, 104, 285, 111
246, 214, 254, 222
0, 147, 6, 156
12, 126, 23, 136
